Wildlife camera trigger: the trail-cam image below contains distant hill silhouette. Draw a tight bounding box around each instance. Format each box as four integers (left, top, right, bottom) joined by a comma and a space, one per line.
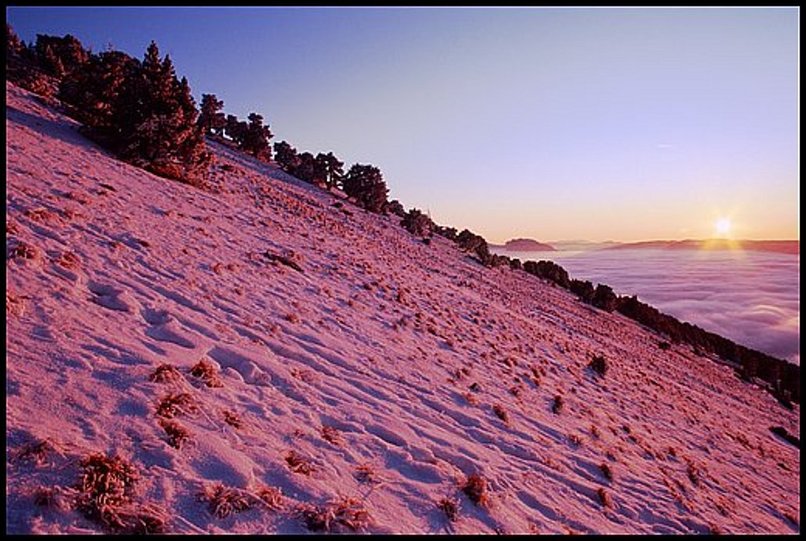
603, 239, 798, 255
490, 238, 556, 251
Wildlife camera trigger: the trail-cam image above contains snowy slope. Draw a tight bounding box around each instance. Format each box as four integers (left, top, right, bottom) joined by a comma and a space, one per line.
5, 82, 800, 534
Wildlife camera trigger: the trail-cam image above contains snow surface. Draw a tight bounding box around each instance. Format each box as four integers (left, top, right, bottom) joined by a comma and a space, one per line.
5, 82, 800, 534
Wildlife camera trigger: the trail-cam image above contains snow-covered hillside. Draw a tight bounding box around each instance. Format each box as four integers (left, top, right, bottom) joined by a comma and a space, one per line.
6, 82, 800, 534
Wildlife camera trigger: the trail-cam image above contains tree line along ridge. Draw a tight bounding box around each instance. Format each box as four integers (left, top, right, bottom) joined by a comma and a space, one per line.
5, 25, 799, 407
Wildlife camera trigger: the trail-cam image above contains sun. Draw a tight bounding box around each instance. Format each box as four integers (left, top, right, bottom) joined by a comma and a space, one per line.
714, 217, 732, 237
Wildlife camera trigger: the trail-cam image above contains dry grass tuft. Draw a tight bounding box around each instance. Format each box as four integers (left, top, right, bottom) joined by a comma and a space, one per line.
110, 505, 169, 534
189, 358, 223, 388
461, 473, 490, 507
13, 438, 60, 466
354, 463, 379, 484
438, 497, 459, 522
597, 487, 612, 508
56, 250, 81, 269
552, 395, 564, 414
158, 419, 191, 449
256, 485, 284, 510
32, 485, 75, 510
588, 354, 608, 377
298, 497, 371, 533
285, 450, 315, 475
223, 410, 243, 429
7, 219, 21, 236
686, 462, 702, 487
149, 363, 184, 384
6, 291, 28, 317
9, 240, 40, 260
74, 453, 155, 531
321, 425, 344, 446
461, 391, 479, 406
199, 484, 256, 519
492, 404, 510, 423
155, 392, 198, 419
599, 463, 613, 481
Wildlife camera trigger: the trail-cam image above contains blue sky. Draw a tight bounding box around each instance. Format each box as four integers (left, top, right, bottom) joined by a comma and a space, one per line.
7, 7, 799, 242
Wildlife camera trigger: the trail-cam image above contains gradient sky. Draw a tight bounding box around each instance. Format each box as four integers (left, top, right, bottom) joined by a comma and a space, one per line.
7, 7, 799, 243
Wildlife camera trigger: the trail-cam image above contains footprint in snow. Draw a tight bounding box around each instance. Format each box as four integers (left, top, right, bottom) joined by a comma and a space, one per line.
142, 312, 198, 349
88, 281, 138, 313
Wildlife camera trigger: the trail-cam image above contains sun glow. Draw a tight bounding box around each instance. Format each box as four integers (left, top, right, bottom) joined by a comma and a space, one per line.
715, 218, 732, 238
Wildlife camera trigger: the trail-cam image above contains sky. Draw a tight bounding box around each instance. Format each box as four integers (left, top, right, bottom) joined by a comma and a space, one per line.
7, 6, 799, 243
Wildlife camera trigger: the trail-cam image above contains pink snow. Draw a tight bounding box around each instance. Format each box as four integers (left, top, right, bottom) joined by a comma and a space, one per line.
5, 81, 800, 534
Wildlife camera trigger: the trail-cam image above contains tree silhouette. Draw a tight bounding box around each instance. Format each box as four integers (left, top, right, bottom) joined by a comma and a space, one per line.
316, 152, 344, 189
198, 94, 226, 137
225, 114, 246, 145
294, 152, 317, 183
59, 49, 140, 136
6, 23, 24, 57
112, 41, 211, 184
342, 164, 388, 213
241, 112, 273, 161
274, 140, 301, 172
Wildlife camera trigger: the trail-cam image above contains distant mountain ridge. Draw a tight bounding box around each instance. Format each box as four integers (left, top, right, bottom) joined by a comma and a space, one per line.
602, 239, 799, 255
489, 238, 556, 251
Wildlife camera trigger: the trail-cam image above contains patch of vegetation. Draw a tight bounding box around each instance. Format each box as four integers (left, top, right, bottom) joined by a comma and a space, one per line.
492, 404, 510, 423
155, 392, 198, 418
298, 497, 371, 533
75, 453, 167, 533
461, 473, 490, 507
13, 438, 60, 466
285, 450, 315, 475
552, 395, 564, 414
256, 485, 284, 510
148, 363, 184, 384
189, 358, 223, 388
158, 419, 191, 449
438, 497, 459, 522
199, 483, 255, 519
588, 354, 608, 377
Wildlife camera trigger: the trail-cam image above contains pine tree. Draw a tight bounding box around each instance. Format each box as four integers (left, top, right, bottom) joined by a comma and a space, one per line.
273, 140, 301, 172
294, 152, 317, 183
316, 152, 344, 189
59, 50, 140, 136
198, 94, 226, 136
6, 23, 24, 57
225, 114, 246, 146
33, 34, 90, 78
342, 164, 388, 213
241, 112, 273, 161
112, 41, 210, 184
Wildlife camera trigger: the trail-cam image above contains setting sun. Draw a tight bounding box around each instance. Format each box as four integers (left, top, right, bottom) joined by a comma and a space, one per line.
715, 218, 732, 237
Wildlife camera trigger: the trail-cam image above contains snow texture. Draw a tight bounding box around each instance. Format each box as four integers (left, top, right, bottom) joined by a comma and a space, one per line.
5, 82, 800, 534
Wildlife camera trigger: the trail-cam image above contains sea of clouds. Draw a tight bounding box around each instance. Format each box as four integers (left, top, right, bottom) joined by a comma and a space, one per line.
500, 248, 800, 365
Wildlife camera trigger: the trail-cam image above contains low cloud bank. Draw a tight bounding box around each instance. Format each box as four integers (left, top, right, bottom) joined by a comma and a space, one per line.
532, 249, 800, 364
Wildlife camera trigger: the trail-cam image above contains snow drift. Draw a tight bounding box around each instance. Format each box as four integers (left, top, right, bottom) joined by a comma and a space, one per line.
6, 82, 800, 534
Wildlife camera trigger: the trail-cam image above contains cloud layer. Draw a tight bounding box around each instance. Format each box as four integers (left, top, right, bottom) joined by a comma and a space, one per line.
512, 249, 800, 364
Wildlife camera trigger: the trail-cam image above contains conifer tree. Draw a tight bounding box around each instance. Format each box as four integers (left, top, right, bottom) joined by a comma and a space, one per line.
294, 152, 317, 183
316, 152, 344, 189
113, 41, 210, 184
225, 114, 246, 145
6, 23, 24, 57
342, 163, 388, 213
273, 140, 301, 172
59, 50, 140, 135
241, 112, 273, 161
198, 94, 226, 136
